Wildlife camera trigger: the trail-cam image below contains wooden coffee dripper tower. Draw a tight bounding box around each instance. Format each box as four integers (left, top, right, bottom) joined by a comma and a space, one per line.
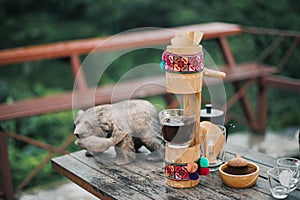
162, 31, 226, 188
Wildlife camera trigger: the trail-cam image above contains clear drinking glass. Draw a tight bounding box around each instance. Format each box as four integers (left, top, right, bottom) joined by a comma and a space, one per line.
277, 157, 300, 192
200, 125, 226, 171
158, 109, 196, 149
267, 167, 293, 199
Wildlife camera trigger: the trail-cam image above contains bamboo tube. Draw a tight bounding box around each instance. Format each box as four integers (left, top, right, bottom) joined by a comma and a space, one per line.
163, 31, 226, 188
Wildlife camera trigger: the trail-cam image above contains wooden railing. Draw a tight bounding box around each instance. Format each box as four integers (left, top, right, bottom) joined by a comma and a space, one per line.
0, 22, 299, 200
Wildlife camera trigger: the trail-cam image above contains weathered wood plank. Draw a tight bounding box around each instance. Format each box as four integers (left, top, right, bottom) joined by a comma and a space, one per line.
67, 148, 281, 200
121, 155, 274, 200
52, 154, 153, 200
69, 150, 233, 200
52, 145, 300, 199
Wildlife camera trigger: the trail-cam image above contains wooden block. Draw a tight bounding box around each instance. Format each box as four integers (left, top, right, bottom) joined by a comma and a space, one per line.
166, 178, 200, 188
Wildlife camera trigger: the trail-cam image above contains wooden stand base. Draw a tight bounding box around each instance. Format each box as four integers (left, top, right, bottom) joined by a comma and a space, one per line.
165, 144, 200, 188
166, 178, 200, 188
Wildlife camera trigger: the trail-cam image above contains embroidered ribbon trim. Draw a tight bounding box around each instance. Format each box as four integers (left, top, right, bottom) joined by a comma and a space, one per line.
164, 160, 200, 181
161, 51, 204, 74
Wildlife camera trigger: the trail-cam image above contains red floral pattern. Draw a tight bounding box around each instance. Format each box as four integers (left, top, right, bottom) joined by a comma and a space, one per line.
164, 159, 210, 181
162, 51, 204, 73
165, 163, 190, 180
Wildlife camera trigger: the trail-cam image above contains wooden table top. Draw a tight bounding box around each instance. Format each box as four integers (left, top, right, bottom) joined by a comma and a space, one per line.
51, 145, 300, 200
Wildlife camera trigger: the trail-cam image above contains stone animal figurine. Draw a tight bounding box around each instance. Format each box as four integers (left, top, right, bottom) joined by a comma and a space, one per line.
74, 99, 164, 165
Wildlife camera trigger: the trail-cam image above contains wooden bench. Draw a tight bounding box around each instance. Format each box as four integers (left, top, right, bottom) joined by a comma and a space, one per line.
0, 23, 278, 129
51, 145, 300, 199
1, 22, 299, 199
0, 22, 244, 120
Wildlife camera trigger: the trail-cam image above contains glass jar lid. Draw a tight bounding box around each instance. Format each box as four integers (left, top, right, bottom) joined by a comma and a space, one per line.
200, 104, 224, 118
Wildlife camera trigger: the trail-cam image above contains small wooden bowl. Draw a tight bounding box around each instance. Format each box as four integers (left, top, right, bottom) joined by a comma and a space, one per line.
219, 162, 259, 188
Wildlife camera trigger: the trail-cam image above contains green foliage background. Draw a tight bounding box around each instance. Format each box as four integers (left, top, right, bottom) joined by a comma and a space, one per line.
0, 0, 299, 189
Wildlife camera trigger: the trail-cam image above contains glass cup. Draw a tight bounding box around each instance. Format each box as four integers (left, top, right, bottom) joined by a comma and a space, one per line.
158, 109, 196, 149
277, 157, 300, 192
267, 167, 294, 199
200, 125, 226, 171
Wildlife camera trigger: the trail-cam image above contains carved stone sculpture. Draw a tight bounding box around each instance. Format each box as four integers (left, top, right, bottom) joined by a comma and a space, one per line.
74, 99, 164, 165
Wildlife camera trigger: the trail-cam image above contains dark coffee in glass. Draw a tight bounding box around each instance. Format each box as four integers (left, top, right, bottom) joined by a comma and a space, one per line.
159, 109, 195, 148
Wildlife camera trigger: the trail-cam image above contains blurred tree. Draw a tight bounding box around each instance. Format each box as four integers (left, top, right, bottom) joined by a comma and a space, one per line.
1, 0, 299, 49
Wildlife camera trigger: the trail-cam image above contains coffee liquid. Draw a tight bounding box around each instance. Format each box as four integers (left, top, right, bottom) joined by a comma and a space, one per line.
162, 118, 194, 144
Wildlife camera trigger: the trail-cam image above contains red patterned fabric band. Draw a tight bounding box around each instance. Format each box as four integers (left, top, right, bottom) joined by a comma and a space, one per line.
161, 51, 204, 74
164, 158, 210, 181
165, 163, 195, 180
164, 161, 200, 181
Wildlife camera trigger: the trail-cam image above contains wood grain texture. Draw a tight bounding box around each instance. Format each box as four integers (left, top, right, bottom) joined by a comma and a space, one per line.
52, 145, 300, 199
